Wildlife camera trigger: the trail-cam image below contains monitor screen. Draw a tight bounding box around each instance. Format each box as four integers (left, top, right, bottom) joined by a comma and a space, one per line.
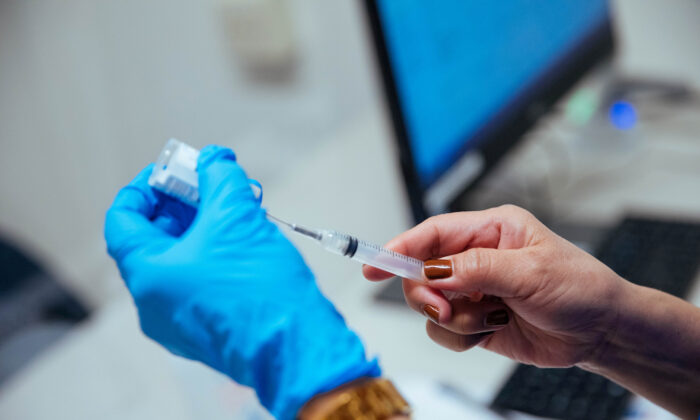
375, 1, 610, 188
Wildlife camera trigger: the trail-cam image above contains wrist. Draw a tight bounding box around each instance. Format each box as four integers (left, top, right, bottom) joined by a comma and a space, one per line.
298, 377, 410, 420
576, 271, 630, 372
577, 279, 698, 376
577, 281, 700, 418
298, 377, 373, 418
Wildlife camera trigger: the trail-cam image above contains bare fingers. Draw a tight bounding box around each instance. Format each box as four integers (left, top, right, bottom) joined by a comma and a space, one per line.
363, 206, 536, 282
432, 298, 510, 335
425, 321, 497, 352
425, 297, 510, 351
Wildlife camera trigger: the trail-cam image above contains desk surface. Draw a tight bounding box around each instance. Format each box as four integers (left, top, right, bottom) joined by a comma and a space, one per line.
1, 101, 698, 419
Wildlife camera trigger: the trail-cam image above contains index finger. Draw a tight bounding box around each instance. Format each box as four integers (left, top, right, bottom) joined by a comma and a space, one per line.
109, 164, 158, 216
363, 207, 528, 281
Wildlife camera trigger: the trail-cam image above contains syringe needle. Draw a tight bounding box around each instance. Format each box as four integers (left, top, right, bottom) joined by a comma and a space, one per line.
267, 212, 322, 241
266, 213, 293, 228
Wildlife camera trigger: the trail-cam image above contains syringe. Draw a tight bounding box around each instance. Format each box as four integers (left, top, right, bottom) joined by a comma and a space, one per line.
267, 214, 425, 282
146, 139, 427, 283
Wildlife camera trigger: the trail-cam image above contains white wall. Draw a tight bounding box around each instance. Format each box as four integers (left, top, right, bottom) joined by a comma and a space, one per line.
613, 0, 700, 88
0, 0, 377, 306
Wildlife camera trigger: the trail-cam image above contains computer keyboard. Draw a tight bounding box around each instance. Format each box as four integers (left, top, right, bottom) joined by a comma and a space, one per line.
492, 216, 700, 420
595, 217, 700, 298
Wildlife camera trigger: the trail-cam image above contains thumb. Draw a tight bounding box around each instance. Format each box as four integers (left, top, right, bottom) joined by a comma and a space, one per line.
196, 145, 256, 210
105, 164, 175, 263
427, 248, 530, 298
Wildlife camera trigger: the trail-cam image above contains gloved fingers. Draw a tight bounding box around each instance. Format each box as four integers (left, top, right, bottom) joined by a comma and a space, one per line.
402, 278, 453, 324
151, 213, 188, 237
152, 191, 197, 236
425, 320, 495, 352
105, 164, 175, 262
197, 145, 256, 210
248, 178, 263, 205
110, 164, 158, 216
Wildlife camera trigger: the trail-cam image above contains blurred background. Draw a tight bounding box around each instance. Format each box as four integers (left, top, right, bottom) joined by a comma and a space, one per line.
1, 1, 699, 419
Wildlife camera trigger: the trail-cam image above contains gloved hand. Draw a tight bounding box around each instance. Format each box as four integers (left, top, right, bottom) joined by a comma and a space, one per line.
105, 145, 380, 420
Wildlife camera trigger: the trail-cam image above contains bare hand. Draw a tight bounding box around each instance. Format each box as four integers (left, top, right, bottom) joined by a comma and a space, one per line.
364, 205, 625, 368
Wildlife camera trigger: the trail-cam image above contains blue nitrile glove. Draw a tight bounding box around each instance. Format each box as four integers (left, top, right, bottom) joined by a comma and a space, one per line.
104, 145, 380, 420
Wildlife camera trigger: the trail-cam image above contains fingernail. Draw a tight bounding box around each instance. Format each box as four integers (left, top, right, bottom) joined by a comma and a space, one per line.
485, 310, 509, 327
422, 304, 440, 324
467, 291, 484, 302
424, 259, 452, 280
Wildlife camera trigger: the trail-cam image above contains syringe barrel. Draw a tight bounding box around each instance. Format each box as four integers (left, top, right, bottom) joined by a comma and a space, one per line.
318, 230, 353, 256
351, 238, 424, 282
317, 230, 425, 281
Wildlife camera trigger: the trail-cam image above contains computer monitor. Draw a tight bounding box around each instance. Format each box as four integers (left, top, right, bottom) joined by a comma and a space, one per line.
365, 1, 614, 222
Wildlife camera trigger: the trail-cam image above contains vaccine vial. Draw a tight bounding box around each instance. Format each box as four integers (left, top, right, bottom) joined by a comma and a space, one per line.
148, 139, 201, 207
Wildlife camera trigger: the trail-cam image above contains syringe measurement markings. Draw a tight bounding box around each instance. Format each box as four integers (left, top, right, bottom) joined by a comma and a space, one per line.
357, 239, 423, 266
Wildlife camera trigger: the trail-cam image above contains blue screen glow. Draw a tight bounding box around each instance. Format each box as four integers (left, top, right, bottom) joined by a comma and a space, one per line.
377, 1, 609, 187
609, 101, 638, 130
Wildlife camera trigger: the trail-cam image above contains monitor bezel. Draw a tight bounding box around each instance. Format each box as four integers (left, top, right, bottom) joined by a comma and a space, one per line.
364, 1, 615, 222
